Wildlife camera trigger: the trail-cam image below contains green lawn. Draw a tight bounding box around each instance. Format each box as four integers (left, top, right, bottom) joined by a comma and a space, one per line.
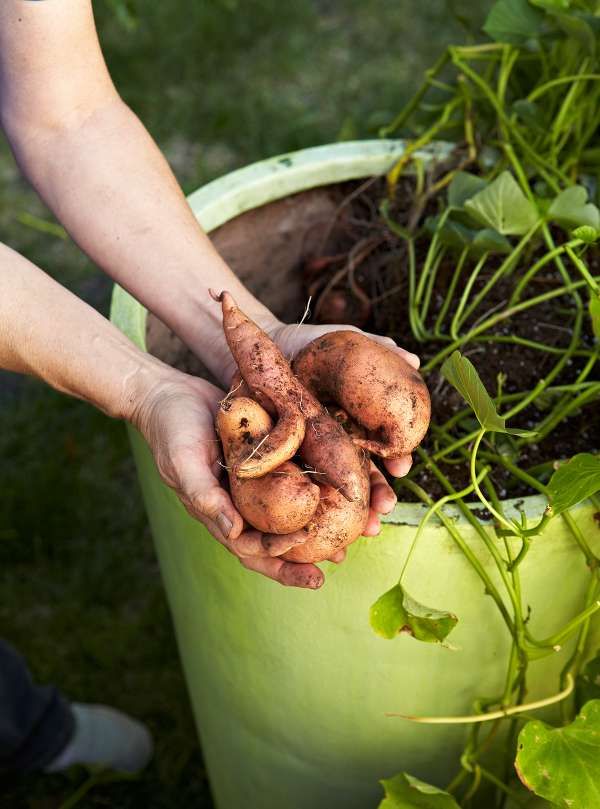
0, 2, 487, 806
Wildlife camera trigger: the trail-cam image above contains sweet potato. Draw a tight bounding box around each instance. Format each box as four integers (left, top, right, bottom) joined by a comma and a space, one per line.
280, 462, 370, 564
212, 291, 367, 502
293, 331, 431, 458
216, 396, 320, 534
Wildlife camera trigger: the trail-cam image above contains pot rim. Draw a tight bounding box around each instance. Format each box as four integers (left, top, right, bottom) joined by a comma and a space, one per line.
110, 138, 582, 528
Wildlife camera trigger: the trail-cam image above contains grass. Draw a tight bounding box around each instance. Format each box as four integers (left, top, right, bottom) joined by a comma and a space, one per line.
0, 1, 488, 806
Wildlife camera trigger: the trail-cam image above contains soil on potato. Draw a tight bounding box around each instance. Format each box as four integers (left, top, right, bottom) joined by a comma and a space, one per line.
148, 170, 599, 503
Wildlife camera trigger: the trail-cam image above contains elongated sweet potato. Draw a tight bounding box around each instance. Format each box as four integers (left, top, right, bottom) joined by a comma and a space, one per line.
213, 291, 367, 502
216, 396, 320, 534
293, 331, 431, 458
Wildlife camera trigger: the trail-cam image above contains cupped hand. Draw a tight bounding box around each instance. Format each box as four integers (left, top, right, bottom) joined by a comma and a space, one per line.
131, 369, 329, 589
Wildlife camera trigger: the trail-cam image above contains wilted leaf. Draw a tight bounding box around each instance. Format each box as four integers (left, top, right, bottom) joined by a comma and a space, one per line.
576, 652, 600, 708
548, 186, 600, 231
589, 294, 600, 340
515, 700, 600, 808
465, 171, 539, 235
546, 453, 600, 516
441, 351, 534, 435
378, 772, 461, 809
483, 0, 544, 44
448, 171, 487, 208
370, 584, 457, 643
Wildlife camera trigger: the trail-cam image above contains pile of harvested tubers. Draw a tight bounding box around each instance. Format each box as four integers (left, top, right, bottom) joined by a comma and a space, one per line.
213, 291, 431, 564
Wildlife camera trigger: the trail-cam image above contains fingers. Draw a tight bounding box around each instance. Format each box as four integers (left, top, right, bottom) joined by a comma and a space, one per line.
239, 555, 324, 589
261, 531, 310, 557
327, 549, 346, 564
385, 455, 413, 478
368, 333, 420, 369
369, 461, 397, 514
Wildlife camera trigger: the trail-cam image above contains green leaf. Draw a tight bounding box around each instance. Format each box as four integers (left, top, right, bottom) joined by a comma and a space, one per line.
370, 584, 457, 643
512, 99, 546, 132
589, 294, 600, 340
464, 171, 539, 235
574, 225, 599, 244
441, 351, 534, 435
529, 0, 571, 10
576, 652, 600, 708
483, 0, 544, 44
546, 453, 600, 516
448, 171, 487, 208
378, 773, 461, 809
515, 700, 600, 808
548, 186, 600, 231
472, 228, 512, 254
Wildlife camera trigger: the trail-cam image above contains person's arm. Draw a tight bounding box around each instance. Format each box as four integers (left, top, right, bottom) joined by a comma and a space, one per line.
0, 242, 326, 588
0, 0, 271, 387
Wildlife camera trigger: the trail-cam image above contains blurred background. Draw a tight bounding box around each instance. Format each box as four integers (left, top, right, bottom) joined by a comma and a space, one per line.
0, 2, 487, 806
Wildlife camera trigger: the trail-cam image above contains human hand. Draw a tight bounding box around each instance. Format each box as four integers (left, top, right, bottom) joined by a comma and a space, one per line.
130, 368, 340, 589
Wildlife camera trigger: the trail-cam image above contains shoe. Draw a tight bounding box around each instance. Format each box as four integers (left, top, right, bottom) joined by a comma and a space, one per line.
45, 703, 153, 774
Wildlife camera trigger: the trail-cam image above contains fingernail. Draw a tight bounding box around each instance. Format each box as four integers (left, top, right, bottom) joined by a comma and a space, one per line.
217, 512, 233, 539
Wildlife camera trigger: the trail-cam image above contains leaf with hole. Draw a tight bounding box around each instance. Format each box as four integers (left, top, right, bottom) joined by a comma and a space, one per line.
483, 0, 545, 44
546, 453, 600, 516
378, 772, 461, 809
370, 584, 457, 643
441, 351, 535, 436
548, 186, 600, 232
464, 172, 539, 235
515, 700, 600, 808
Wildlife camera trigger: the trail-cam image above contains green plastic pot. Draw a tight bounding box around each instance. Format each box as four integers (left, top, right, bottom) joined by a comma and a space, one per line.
110, 140, 600, 809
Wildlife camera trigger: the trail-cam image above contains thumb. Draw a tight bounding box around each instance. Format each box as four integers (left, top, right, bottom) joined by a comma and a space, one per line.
175, 451, 244, 543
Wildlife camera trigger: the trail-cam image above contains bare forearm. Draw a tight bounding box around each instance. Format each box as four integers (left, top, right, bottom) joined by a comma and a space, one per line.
0, 242, 172, 420
6, 98, 277, 384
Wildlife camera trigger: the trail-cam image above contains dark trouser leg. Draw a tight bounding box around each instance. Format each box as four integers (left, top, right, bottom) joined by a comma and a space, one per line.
0, 640, 74, 772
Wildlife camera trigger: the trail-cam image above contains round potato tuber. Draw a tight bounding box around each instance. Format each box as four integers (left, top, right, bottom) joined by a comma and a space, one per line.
216, 396, 320, 535
293, 331, 431, 458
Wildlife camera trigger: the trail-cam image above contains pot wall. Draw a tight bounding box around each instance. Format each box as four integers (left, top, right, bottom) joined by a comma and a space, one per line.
111, 140, 600, 809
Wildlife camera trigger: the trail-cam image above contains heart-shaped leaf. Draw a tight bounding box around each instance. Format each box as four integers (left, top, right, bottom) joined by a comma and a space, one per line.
483, 0, 545, 44
441, 351, 535, 436
472, 228, 512, 254
465, 172, 539, 235
548, 186, 600, 231
378, 772, 461, 809
425, 216, 511, 255
546, 453, 600, 516
448, 171, 488, 208
515, 700, 600, 808
370, 584, 457, 643
576, 652, 600, 708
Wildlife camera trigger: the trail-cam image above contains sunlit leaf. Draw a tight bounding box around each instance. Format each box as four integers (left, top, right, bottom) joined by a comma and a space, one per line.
573, 225, 599, 244
529, 0, 571, 10
378, 772, 461, 809
546, 453, 600, 516
589, 294, 600, 340
483, 0, 544, 44
548, 186, 600, 231
515, 700, 600, 808
576, 652, 600, 708
464, 172, 539, 235
441, 351, 534, 435
370, 584, 457, 643
448, 171, 487, 208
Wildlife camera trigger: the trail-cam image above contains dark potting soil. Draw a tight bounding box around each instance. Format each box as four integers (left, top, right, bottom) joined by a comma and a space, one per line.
300, 175, 600, 502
